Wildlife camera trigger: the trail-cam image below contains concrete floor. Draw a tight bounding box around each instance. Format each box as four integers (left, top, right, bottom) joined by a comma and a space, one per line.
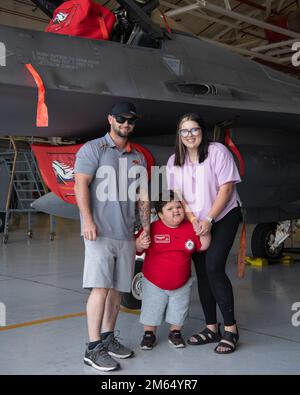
0, 214, 300, 375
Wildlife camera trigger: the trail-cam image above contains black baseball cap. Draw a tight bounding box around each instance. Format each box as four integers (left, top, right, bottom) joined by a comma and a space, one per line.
110, 102, 139, 118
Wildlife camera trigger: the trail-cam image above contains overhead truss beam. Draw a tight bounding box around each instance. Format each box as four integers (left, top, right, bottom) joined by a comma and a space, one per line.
164, 1, 300, 38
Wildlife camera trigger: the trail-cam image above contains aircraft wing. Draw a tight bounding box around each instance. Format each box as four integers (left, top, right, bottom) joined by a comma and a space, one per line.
31, 192, 80, 219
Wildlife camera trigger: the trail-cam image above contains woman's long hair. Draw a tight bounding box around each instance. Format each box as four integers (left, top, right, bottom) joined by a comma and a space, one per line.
174, 113, 210, 166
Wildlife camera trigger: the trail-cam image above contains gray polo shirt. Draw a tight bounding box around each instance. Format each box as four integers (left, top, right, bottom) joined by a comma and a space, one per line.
74, 133, 147, 240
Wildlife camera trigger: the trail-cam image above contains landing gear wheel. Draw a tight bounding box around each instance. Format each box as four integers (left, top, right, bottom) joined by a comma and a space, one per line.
50, 233, 55, 241
121, 259, 143, 310
27, 230, 33, 239
251, 223, 284, 259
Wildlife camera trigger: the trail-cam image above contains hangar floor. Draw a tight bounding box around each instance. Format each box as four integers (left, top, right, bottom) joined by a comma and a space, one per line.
0, 215, 300, 375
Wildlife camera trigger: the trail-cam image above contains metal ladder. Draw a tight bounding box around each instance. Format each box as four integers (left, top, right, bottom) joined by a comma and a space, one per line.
0, 137, 55, 243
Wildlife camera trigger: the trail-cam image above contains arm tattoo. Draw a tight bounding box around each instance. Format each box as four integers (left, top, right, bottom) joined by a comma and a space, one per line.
138, 199, 151, 232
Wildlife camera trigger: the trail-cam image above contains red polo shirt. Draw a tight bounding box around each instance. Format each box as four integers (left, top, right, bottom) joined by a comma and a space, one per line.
139, 219, 201, 291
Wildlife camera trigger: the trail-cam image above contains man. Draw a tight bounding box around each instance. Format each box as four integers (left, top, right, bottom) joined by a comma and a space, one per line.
74, 102, 150, 372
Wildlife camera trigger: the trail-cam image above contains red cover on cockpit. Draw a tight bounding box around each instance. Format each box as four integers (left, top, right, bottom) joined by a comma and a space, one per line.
46, 0, 116, 41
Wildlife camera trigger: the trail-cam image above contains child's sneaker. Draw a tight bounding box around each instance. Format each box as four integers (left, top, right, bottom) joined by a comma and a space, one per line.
140, 331, 156, 350
168, 330, 186, 348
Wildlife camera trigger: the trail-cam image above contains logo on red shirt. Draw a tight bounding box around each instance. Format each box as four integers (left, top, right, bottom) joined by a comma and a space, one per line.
154, 235, 170, 243
185, 240, 195, 251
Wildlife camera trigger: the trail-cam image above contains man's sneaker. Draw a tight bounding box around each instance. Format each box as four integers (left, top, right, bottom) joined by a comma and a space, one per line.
84, 342, 120, 372
140, 331, 156, 350
103, 332, 134, 359
168, 330, 186, 348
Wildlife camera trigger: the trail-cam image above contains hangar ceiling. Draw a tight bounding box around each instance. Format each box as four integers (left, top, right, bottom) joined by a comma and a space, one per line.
0, 0, 300, 76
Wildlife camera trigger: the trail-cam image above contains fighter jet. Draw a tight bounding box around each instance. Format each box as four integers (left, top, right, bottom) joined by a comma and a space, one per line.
1, 0, 300, 263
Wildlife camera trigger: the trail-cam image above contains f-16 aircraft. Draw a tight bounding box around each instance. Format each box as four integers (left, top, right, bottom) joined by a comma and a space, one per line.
1, 0, 300, 261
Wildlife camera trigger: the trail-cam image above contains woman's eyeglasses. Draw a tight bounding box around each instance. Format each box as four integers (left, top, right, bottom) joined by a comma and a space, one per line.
114, 115, 136, 125
179, 127, 201, 137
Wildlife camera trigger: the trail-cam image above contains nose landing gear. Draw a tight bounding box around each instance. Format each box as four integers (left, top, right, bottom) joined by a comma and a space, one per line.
251, 222, 285, 259
251, 220, 300, 260
121, 259, 143, 310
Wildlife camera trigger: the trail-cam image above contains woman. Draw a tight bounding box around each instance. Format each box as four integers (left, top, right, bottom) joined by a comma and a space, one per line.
166, 113, 242, 354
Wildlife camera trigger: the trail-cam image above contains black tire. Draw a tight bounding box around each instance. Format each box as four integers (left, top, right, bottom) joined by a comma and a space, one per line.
121, 259, 143, 310
0, 213, 5, 233
251, 223, 284, 259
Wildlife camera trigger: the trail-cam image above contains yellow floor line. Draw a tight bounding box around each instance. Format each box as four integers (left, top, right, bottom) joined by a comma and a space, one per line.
0, 312, 86, 332
120, 306, 140, 315
0, 307, 140, 332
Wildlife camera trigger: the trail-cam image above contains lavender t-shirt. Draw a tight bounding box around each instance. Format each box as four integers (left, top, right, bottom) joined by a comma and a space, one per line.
166, 143, 241, 222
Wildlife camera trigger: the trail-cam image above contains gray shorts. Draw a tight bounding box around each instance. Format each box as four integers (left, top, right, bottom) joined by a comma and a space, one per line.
140, 276, 193, 327
83, 236, 136, 292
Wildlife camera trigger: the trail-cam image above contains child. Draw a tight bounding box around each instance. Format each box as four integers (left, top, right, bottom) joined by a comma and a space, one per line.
136, 191, 211, 350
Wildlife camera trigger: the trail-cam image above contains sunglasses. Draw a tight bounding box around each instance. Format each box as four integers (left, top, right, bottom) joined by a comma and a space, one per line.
114, 115, 136, 125
179, 127, 201, 137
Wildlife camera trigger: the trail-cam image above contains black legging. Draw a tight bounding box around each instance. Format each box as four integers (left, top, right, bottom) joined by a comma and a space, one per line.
192, 206, 241, 327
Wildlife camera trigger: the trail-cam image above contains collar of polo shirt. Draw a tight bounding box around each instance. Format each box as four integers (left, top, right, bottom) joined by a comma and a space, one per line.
104, 132, 132, 153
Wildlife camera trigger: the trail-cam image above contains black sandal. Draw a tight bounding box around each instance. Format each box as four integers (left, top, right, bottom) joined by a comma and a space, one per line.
214, 328, 239, 354
187, 324, 221, 346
